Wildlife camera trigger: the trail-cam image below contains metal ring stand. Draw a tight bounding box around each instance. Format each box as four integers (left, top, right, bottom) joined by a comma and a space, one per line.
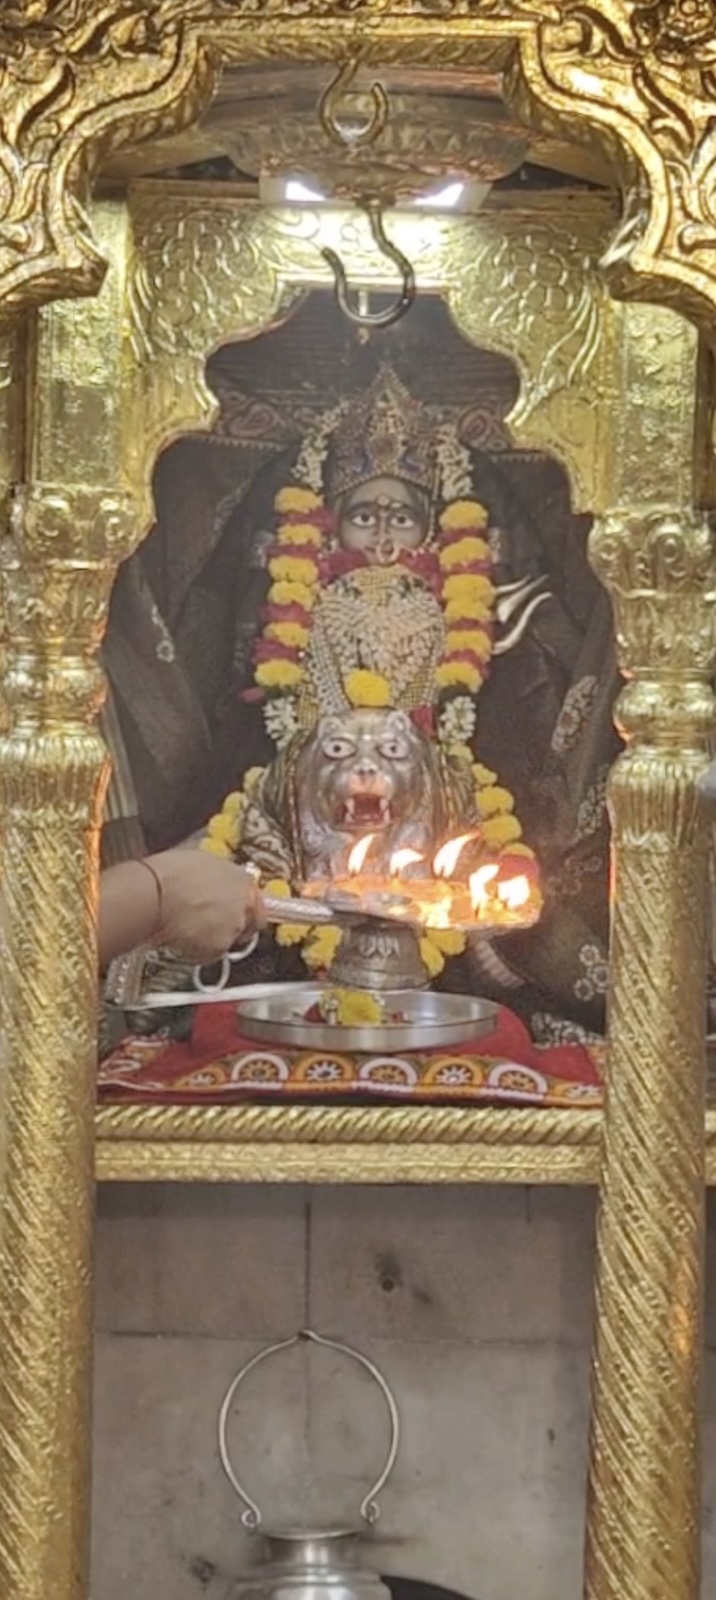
218, 1329, 401, 1531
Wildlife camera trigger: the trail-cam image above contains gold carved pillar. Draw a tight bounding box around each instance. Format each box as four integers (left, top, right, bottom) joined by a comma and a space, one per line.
0, 205, 138, 1600
585, 508, 716, 1600
0, 513, 131, 1600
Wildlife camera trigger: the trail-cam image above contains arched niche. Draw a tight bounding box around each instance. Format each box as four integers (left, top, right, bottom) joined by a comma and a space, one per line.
25, 182, 700, 565
102, 283, 596, 858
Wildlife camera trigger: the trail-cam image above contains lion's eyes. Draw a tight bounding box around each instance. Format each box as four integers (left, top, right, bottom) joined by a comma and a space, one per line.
323, 738, 355, 760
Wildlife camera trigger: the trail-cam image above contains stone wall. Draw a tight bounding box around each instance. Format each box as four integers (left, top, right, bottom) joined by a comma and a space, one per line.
92, 1186, 716, 1600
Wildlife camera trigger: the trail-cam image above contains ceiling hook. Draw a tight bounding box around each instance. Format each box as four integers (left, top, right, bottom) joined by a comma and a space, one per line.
321, 197, 416, 329
319, 57, 389, 151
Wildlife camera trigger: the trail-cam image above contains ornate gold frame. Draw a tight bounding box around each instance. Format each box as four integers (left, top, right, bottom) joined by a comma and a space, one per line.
3, 8, 716, 1600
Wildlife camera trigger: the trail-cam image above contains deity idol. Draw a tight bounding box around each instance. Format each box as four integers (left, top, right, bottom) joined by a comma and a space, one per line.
200, 366, 540, 983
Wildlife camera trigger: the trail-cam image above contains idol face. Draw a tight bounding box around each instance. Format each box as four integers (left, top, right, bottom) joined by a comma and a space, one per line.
337, 476, 429, 564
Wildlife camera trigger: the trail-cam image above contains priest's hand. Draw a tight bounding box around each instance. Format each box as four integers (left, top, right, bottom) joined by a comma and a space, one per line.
99, 848, 265, 971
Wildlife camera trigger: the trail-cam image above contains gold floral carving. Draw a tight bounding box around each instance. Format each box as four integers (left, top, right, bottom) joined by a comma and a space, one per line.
6, 3, 716, 321
584, 508, 716, 1600
118, 187, 697, 519
1, 12, 715, 1600
514, 6, 716, 322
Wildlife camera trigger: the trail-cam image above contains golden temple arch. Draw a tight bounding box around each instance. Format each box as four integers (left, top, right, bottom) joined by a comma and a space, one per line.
2, 8, 716, 1600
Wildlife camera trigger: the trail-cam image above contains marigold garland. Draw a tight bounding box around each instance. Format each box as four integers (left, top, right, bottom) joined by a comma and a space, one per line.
440, 499, 489, 533
203, 482, 536, 982
247, 488, 498, 723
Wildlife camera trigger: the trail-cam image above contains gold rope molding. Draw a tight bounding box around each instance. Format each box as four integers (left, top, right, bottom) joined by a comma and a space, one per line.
93, 1106, 716, 1183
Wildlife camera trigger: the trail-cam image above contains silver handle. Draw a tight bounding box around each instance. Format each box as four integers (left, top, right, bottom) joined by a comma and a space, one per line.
192, 933, 260, 995
218, 1329, 400, 1531
262, 893, 339, 927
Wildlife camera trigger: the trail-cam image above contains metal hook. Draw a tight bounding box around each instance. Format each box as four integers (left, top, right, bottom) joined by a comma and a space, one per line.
322, 198, 416, 330
319, 58, 389, 151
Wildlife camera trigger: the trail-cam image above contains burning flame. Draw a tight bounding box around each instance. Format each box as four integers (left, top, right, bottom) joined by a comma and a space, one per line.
333, 830, 538, 935
389, 847, 424, 877
347, 834, 375, 875
469, 863, 499, 911
433, 833, 477, 879
497, 874, 530, 910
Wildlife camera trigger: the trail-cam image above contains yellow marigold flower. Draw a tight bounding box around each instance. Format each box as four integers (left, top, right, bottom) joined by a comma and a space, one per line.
440, 499, 488, 532
507, 842, 535, 859
482, 813, 523, 848
266, 621, 310, 650
278, 521, 323, 548
445, 628, 492, 660
472, 762, 497, 786
200, 837, 232, 858
222, 791, 245, 819
269, 555, 318, 586
303, 926, 343, 970
419, 936, 446, 979
264, 877, 292, 898
276, 922, 307, 947
442, 573, 494, 604
424, 927, 466, 957
447, 742, 473, 766
323, 988, 383, 1026
208, 813, 241, 847
444, 597, 493, 626
268, 580, 316, 611
243, 767, 264, 794
476, 786, 516, 819
344, 668, 392, 708
274, 486, 322, 515
435, 661, 482, 693
255, 660, 304, 691
439, 536, 490, 569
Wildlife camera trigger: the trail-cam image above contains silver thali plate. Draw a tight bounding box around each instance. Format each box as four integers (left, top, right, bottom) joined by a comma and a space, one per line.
237, 986, 498, 1053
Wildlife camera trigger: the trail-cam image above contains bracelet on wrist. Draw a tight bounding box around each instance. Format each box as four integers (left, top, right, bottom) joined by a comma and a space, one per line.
139, 858, 164, 943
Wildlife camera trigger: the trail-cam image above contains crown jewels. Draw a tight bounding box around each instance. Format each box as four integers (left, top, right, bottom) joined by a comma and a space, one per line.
326, 365, 437, 501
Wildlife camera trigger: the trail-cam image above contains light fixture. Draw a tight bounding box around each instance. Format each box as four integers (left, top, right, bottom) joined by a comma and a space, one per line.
261, 174, 491, 215
284, 178, 326, 204
413, 180, 466, 209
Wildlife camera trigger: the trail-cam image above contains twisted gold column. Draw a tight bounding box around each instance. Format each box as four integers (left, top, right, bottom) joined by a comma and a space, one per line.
0, 490, 131, 1600
585, 510, 716, 1600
